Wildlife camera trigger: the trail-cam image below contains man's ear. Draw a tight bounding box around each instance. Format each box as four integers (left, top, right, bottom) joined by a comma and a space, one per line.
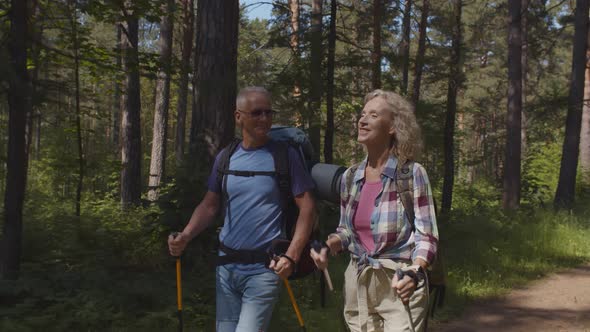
235, 110, 241, 125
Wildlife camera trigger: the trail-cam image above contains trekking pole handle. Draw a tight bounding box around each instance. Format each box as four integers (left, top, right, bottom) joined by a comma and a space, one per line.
395, 268, 416, 332
311, 241, 334, 291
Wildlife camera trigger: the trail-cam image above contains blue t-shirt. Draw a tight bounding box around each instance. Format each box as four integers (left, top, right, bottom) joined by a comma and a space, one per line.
207, 141, 315, 275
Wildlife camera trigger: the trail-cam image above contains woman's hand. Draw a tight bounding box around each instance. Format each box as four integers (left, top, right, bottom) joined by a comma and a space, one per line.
310, 246, 329, 270
392, 272, 417, 305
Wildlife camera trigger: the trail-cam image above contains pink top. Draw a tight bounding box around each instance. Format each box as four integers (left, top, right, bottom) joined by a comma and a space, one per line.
353, 180, 382, 252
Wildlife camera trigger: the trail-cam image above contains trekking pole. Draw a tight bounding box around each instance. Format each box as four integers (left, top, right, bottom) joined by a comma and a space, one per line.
396, 269, 416, 332
171, 232, 183, 332
311, 241, 334, 291
282, 277, 306, 332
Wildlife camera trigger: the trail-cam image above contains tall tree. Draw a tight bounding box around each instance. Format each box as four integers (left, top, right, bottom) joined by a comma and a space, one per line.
189, 0, 239, 164
309, 0, 323, 161
68, 0, 84, 216
120, 5, 142, 208
400, 0, 412, 94
175, 0, 194, 166
521, 0, 529, 157
289, 0, 302, 98
554, 0, 590, 209
441, 0, 463, 216
503, 0, 523, 210
372, 0, 382, 90
324, 0, 337, 164
1, 0, 33, 280
148, 0, 174, 201
411, 0, 429, 106
113, 25, 122, 151
579, 28, 590, 185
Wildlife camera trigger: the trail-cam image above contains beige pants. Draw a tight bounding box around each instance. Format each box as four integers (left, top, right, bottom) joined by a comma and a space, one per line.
343, 258, 428, 332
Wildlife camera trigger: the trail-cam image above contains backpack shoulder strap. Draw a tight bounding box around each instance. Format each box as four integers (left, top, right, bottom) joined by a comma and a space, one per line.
270, 140, 291, 210
217, 139, 241, 185
217, 138, 241, 203
396, 160, 415, 229
345, 163, 360, 195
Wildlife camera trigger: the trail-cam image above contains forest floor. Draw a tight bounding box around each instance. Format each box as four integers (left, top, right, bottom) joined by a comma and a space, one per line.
432, 263, 590, 332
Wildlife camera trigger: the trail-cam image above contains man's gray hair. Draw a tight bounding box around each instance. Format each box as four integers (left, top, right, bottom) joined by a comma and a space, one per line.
236, 86, 271, 109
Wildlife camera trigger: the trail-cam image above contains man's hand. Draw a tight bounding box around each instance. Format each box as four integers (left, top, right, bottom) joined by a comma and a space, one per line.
392, 271, 417, 305
269, 256, 294, 279
168, 232, 190, 257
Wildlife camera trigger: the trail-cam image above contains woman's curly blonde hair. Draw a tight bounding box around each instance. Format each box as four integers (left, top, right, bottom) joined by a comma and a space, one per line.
363, 89, 423, 162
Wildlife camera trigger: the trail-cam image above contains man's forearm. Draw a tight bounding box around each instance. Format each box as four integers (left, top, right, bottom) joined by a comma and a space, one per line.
286, 196, 316, 262
182, 192, 220, 241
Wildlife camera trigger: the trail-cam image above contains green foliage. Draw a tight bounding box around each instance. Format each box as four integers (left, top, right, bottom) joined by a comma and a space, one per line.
522, 140, 562, 206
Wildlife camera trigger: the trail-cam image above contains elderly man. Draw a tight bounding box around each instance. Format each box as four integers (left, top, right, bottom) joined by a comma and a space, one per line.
168, 86, 316, 332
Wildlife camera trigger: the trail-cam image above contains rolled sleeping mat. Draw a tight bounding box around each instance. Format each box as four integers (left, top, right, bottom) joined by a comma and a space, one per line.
311, 163, 347, 204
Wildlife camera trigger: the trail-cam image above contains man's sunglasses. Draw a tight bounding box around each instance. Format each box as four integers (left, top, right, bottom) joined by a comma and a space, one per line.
238, 109, 277, 118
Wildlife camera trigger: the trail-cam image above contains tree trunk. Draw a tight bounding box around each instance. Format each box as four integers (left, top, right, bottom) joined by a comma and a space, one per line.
503, 0, 523, 210
371, 0, 382, 90
441, 0, 462, 216
309, 0, 323, 162
554, 0, 589, 209
189, 0, 238, 166
401, 0, 412, 94
120, 10, 142, 208
579, 27, 590, 186
175, 0, 193, 166
324, 0, 337, 164
69, 0, 84, 216
113, 25, 122, 151
289, 0, 302, 98
148, 0, 174, 201
521, 0, 529, 158
30, 0, 42, 161
1, 0, 32, 280
412, 0, 429, 106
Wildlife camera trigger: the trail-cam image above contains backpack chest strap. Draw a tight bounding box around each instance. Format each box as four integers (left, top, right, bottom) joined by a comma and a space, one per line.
223, 170, 277, 177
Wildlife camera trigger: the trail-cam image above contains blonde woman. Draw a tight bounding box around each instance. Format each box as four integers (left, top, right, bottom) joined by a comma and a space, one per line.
311, 90, 438, 332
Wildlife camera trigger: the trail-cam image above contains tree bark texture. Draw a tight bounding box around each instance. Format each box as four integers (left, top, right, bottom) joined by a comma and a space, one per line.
189, 0, 239, 166
113, 25, 122, 151
503, 0, 523, 210
579, 27, 590, 185
175, 0, 194, 166
69, 0, 84, 216
1, 0, 32, 280
289, 0, 301, 97
441, 0, 462, 216
412, 0, 429, 106
372, 0, 382, 90
120, 12, 142, 208
401, 0, 412, 94
521, 0, 528, 157
309, 0, 323, 162
324, 0, 337, 164
554, 0, 589, 209
148, 0, 174, 201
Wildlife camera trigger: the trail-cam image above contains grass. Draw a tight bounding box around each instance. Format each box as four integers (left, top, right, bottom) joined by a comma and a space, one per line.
1, 198, 589, 331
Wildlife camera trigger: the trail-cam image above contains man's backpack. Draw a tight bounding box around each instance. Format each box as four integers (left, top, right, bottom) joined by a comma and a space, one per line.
346, 160, 446, 315
215, 126, 318, 279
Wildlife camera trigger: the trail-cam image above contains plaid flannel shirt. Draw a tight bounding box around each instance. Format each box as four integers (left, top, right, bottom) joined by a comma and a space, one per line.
330, 155, 439, 275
